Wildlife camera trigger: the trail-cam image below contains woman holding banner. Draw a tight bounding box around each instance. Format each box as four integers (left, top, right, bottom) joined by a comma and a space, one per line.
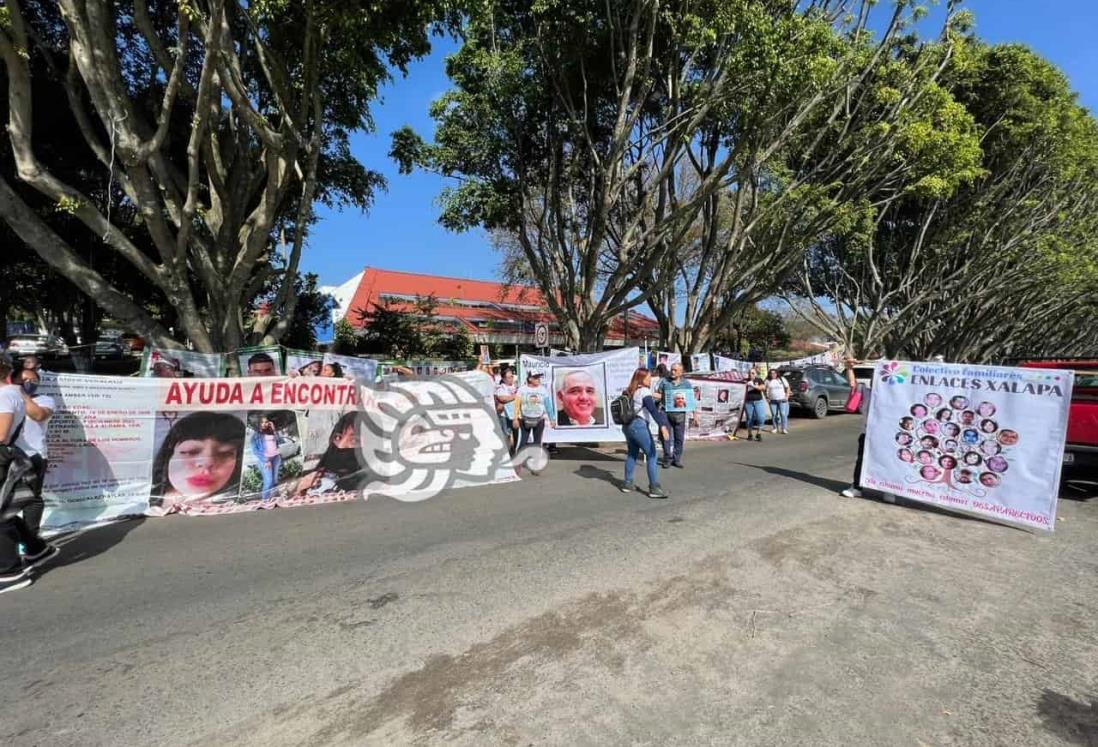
839, 358, 896, 504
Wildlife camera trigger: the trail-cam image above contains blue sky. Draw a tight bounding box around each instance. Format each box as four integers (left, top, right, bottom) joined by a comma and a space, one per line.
303, 0, 1098, 289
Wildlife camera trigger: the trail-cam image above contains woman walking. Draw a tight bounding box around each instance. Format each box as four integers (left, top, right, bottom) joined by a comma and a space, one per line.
765, 369, 791, 434
621, 368, 671, 499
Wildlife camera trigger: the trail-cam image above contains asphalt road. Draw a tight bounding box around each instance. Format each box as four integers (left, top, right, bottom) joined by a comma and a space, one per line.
3, 415, 1096, 746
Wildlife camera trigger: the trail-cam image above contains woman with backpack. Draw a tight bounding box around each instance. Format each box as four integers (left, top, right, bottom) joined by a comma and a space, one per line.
618, 368, 671, 499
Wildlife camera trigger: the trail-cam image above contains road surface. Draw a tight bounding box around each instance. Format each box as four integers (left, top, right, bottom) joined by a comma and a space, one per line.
3, 416, 1096, 746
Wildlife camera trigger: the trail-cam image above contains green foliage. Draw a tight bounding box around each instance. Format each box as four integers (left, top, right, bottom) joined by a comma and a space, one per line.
356, 294, 471, 359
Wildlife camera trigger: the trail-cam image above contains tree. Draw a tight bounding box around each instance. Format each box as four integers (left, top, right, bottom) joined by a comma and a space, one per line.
0, 0, 452, 355
356, 294, 472, 360
395, 0, 981, 353
256, 272, 335, 351
787, 41, 1098, 361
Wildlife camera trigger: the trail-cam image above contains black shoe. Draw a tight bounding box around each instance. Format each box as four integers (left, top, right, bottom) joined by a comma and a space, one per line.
648, 485, 669, 499
755, 433, 762, 442
24, 544, 59, 569
672, 461, 684, 469
0, 571, 33, 595
620, 481, 635, 493
660, 460, 670, 469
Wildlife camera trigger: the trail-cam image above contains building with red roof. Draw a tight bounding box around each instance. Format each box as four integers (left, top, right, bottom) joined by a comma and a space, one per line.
324, 267, 659, 350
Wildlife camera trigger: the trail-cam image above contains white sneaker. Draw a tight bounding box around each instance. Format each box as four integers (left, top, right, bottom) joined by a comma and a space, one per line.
881, 492, 897, 504
840, 487, 862, 498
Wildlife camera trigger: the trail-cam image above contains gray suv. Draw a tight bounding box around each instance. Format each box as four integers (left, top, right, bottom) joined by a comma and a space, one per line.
779, 365, 851, 419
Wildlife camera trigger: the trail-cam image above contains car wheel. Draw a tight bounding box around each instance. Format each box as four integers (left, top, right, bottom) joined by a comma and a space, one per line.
812, 396, 828, 419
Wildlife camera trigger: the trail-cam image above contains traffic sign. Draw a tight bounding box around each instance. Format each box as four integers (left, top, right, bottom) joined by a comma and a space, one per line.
534, 323, 549, 348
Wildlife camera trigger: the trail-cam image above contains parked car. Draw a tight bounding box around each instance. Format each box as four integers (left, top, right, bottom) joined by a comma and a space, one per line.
1017, 358, 1098, 474
94, 338, 126, 360
6, 334, 67, 359
781, 364, 852, 419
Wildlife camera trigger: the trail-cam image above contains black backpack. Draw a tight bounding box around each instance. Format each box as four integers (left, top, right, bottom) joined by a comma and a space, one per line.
610, 391, 636, 426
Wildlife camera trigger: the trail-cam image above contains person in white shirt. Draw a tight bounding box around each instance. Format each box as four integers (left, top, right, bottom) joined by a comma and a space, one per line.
494, 369, 518, 456
0, 361, 57, 594
12, 367, 54, 534
764, 369, 792, 434
620, 368, 671, 499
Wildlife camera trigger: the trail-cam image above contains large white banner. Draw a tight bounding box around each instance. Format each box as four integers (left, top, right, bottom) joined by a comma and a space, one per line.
861, 361, 1073, 531
36, 371, 516, 532
689, 353, 712, 373
285, 349, 379, 383
520, 348, 638, 443
714, 355, 752, 374
655, 351, 682, 369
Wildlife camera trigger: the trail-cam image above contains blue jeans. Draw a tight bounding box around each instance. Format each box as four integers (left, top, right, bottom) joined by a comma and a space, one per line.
770, 400, 789, 430
260, 455, 282, 501
624, 418, 659, 489
745, 400, 767, 430
661, 412, 686, 465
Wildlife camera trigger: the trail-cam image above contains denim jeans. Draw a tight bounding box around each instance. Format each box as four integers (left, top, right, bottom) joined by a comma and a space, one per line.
260, 455, 282, 501
518, 419, 545, 451
769, 400, 789, 430
745, 399, 767, 430
499, 413, 515, 455
624, 418, 659, 489
661, 412, 686, 465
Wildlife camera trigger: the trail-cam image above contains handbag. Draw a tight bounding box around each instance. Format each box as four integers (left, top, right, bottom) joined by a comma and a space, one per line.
844, 385, 863, 414
521, 416, 542, 430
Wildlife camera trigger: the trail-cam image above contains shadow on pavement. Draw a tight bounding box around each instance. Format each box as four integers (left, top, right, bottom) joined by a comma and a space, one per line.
574, 464, 619, 487
735, 463, 849, 494
41, 517, 146, 574
1060, 471, 1097, 502
551, 446, 621, 462
1037, 689, 1098, 745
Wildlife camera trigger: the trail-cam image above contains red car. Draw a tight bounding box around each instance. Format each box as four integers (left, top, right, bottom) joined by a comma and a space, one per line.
1018, 359, 1098, 472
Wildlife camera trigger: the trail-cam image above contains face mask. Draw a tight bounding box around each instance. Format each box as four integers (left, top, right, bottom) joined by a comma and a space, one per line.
22, 381, 38, 396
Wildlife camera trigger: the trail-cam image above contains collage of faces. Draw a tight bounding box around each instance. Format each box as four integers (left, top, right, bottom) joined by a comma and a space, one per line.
894, 393, 1018, 489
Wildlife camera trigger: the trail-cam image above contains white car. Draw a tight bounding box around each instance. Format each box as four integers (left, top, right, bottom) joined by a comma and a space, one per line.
6, 334, 66, 359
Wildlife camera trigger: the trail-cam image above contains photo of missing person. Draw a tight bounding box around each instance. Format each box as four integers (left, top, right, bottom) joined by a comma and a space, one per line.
717, 389, 730, 404
910, 404, 929, 418
292, 411, 366, 499
240, 349, 282, 377
150, 411, 246, 513
286, 355, 323, 377
898, 448, 914, 463
552, 363, 607, 428
997, 429, 1019, 446
924, 393, 943, 408
895, 432, 913, 446
241, 411, 304, 505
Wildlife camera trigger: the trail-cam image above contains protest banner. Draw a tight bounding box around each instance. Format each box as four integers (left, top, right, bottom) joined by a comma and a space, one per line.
714, 356, 752, 374
690, 353, 712, 373
684, 375, 746, 439
141, 348, 225, 378
861, 361, 1073, 531
236, 345, 284, 376
767, 352, 838, 370
37, 371, 516, 532
519, 348, 638, 443
284, 349, 378, 383
655, 351, 682, 369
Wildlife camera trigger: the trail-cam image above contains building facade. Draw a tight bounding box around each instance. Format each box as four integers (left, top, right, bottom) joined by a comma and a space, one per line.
323, 267, 659, 350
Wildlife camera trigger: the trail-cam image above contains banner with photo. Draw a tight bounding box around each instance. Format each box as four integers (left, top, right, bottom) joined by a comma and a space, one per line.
767, 352, 838, 370
284, 349, 379, 383
519, 348, 638, 443
655, 351, 682, 369
235, 345, 284, 377
140, 348, 225, 378
36, 371, 516, 532
714, 356, 752, 374
689, 353, 712, 373
861, 361, 1073, 531
684, 376, 746, 439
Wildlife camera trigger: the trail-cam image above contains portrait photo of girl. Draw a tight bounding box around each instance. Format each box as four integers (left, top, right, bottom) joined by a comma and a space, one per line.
898, 448, 914, 463
963, 451, 983, 467
917, 450, 934, 465
935, 408, 953, 422
924, 393, 943, 408
939, 454, 958, 470
899, 417, 916, 431
980, 440, 1002, 457
979, 472, 1001, 488
980, 418, 998, 434
150, 412, 245, 513
950, 395, 970, 410
942, 422, 961, 438
921, 419, 940, 436
977, 401, 997, 418
293, 412, 366, 499
895, 432, 914, 446
241, 411, 303, 507
910, 404, 929, 418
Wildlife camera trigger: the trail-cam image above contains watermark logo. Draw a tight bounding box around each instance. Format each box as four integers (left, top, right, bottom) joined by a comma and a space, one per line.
354, 375, 546, 502
879, 361, 910, 385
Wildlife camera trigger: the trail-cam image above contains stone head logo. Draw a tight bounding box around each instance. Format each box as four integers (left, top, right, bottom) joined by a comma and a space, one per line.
356, 375, 540, 501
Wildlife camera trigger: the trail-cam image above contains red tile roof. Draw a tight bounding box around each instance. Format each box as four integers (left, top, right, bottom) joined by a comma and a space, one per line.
344, 267, 658, 340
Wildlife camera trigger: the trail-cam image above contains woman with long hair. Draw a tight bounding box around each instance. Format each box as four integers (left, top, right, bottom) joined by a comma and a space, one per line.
621, 368, 671, 499
764, 368, 791, 434
151, 412, 245, 510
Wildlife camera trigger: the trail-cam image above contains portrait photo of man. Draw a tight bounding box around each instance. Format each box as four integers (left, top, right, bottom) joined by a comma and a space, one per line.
553, 365, 606, 428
